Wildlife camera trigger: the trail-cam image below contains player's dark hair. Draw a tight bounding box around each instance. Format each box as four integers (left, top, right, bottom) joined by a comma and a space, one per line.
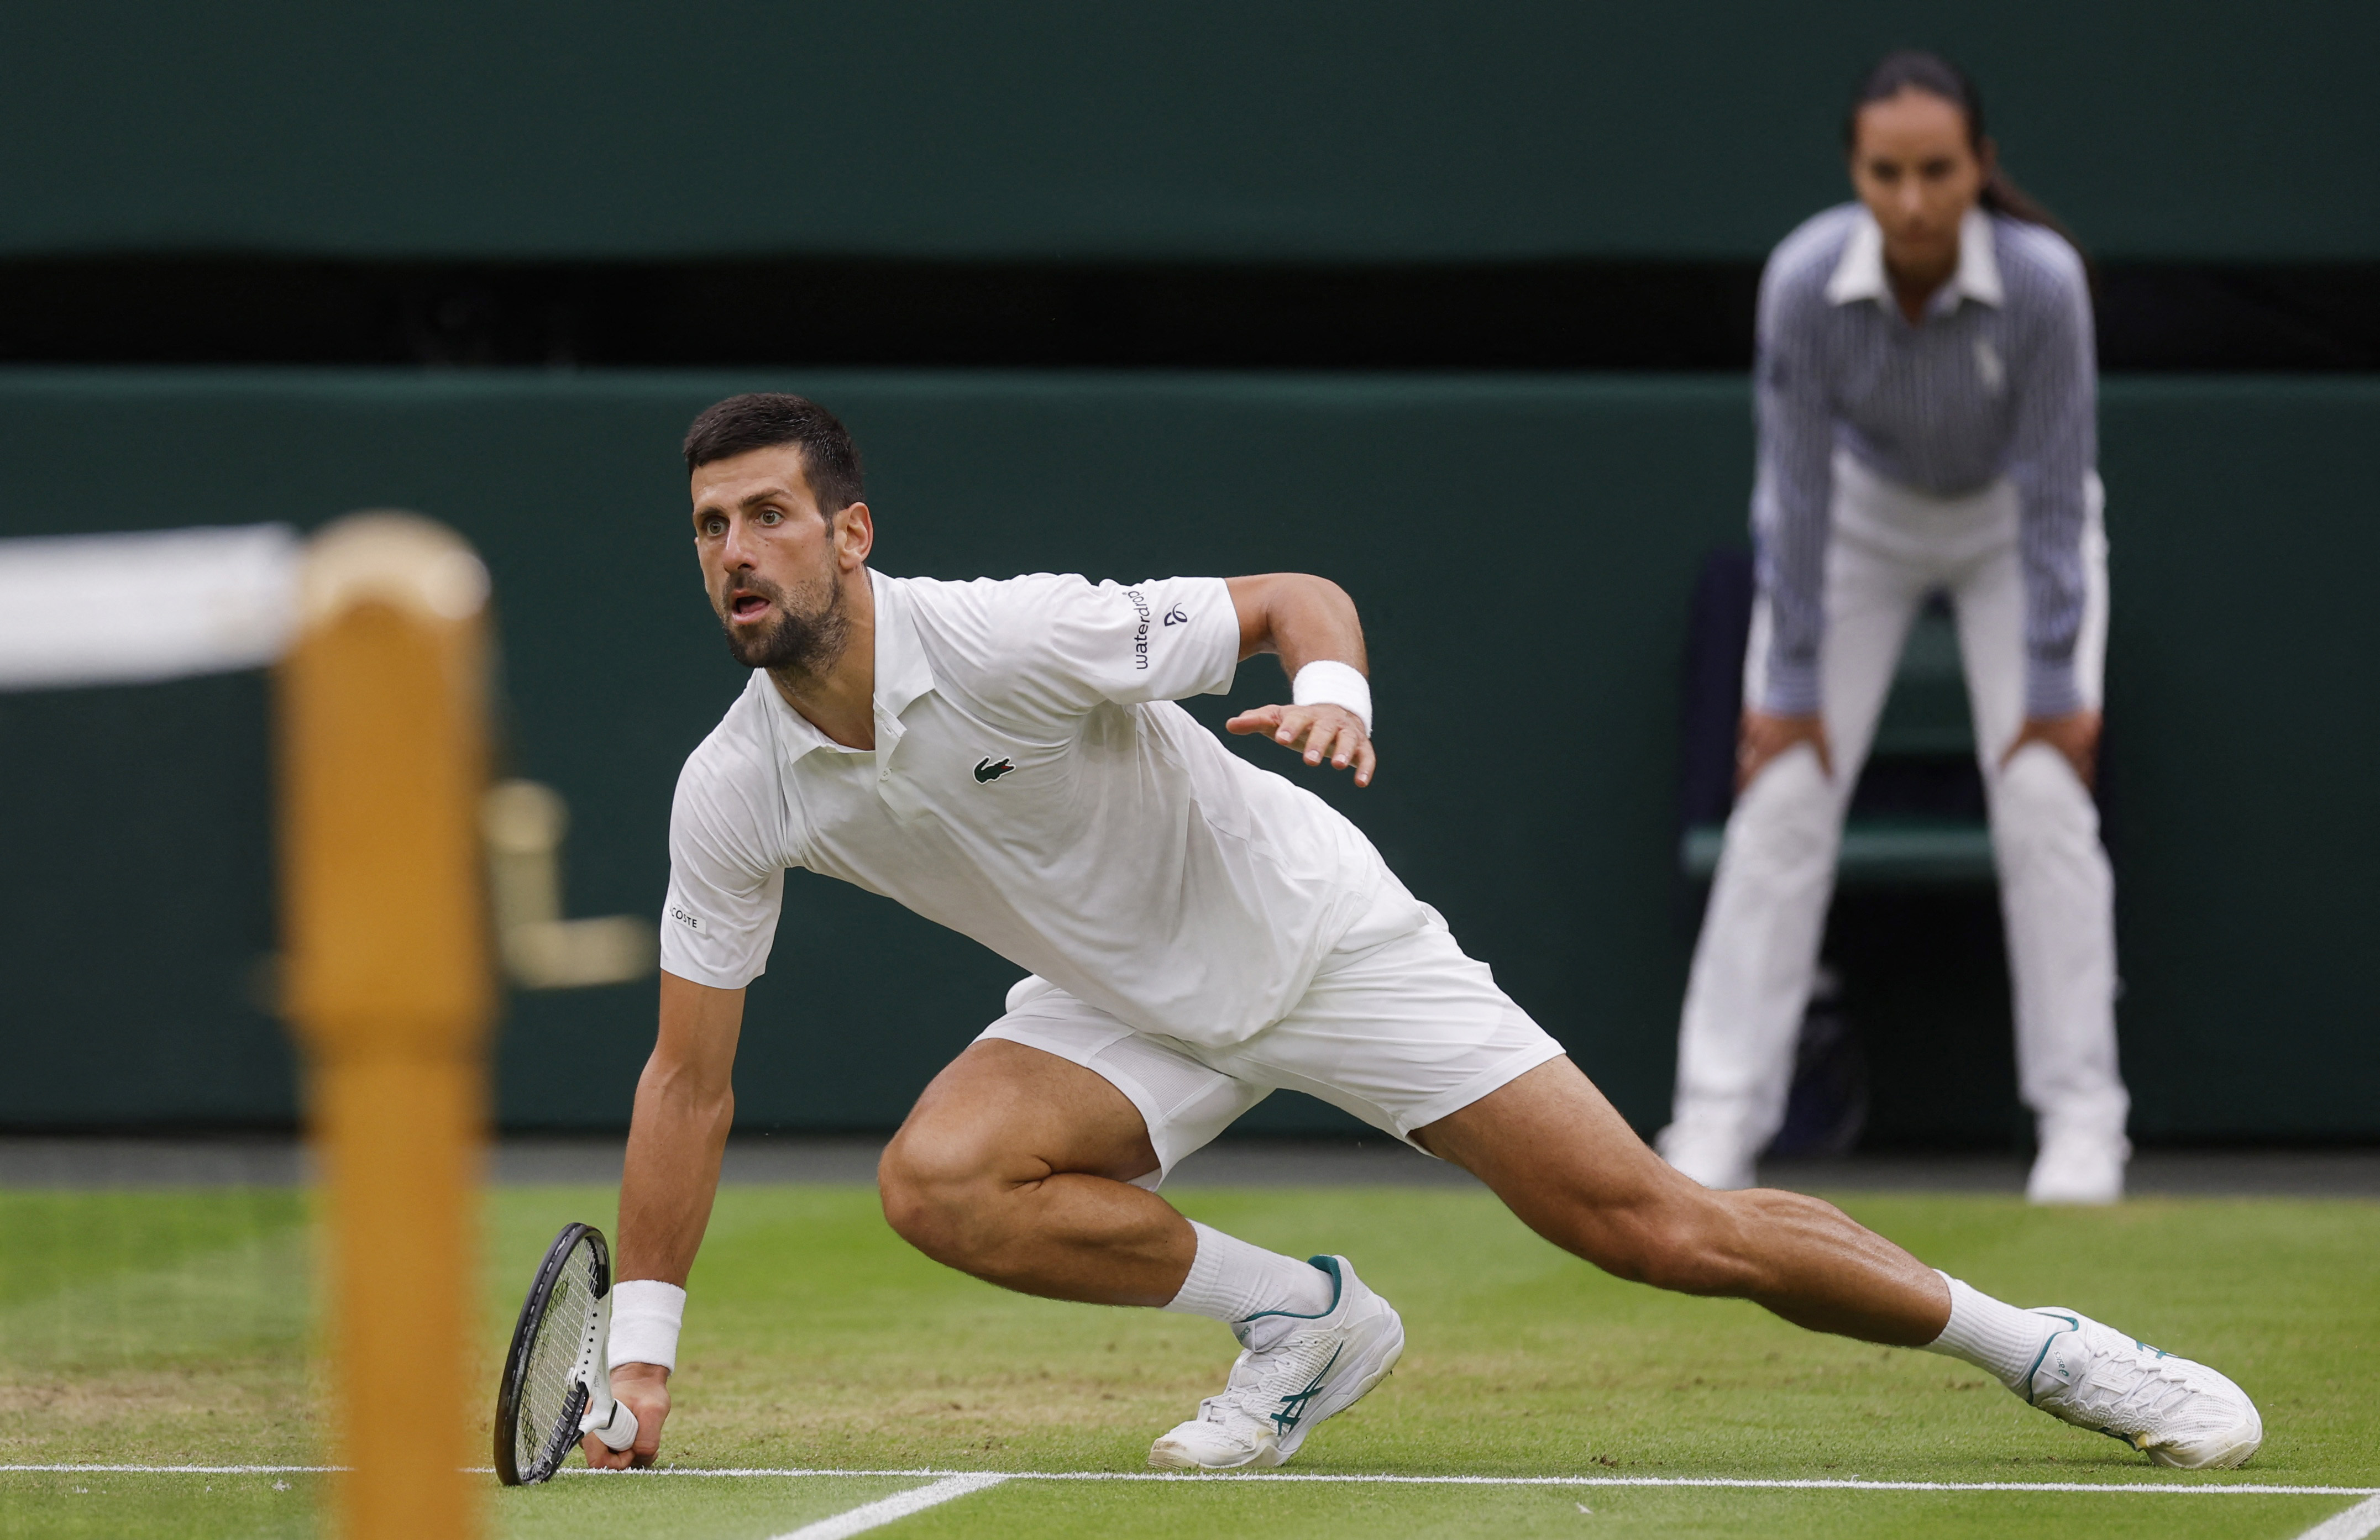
682, 393, 866, 518
1845, 50, 2089, 269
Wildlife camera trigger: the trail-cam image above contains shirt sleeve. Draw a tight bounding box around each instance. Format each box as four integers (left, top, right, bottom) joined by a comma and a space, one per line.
1751, 260, 1838, 718
657, 748, 788, 990
988, 572, 1241, 716
2005, 254, 2098, 719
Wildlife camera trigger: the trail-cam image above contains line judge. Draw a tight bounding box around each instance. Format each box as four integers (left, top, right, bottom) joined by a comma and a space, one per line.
1660, 51, 2131, 1205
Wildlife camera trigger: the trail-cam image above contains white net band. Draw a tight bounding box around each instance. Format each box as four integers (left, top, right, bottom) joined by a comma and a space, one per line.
0, 523, 298, 691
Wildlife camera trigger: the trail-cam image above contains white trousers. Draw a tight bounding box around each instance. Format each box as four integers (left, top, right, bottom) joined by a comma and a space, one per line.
1665, 451, 2128, 1163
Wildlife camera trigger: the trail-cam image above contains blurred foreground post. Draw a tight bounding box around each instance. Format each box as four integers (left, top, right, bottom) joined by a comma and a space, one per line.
279, 513, 494, 1540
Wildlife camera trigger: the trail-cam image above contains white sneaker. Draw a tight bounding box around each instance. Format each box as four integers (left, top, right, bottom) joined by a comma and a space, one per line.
2023, 1308, 2263, 1469
1655, 1122, 1757, 1191
1147, 1255, 1404, 1470
2027, 1132, 2129, 1205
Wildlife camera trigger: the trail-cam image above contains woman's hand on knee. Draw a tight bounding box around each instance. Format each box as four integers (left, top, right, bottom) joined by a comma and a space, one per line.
2000, 708, 2100, 788
1738, 710, 1833, 792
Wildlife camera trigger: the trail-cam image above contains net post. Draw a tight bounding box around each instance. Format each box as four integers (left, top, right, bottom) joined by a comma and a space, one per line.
278, 512, 495, 1540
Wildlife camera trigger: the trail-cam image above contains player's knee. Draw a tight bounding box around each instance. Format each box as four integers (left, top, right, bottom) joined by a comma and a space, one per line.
876, 1130, 1008, 1264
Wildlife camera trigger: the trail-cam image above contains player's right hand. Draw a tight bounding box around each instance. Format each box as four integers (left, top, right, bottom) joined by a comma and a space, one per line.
583, 1363, 670, 1470
1225, 702, 1377, 787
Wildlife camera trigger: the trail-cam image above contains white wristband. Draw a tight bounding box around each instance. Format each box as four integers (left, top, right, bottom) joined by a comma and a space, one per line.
607, 1279, 686, 1373
1291, 660, 1373, 734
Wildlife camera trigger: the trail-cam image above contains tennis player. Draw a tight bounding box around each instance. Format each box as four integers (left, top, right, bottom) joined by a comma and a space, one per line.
1660, 52, 2131, 1205
585, 392, 2258, 1473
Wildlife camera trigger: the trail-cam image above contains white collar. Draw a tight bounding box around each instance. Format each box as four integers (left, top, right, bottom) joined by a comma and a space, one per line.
767, 568, 937, 764
1826, 206, 2003, 314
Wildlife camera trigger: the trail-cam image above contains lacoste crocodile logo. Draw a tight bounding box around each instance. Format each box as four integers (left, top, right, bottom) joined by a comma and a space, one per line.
973, 757, 1017, 783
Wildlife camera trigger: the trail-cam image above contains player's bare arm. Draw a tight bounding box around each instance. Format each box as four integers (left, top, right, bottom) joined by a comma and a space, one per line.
588, 437, 879, 1471
583, 972, 746, 1469
1222, 572, 1377, 786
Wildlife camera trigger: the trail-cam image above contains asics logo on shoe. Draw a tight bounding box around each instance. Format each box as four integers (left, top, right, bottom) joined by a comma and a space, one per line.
1272, 1344, 1342, 1434
973, 757, 1016, 783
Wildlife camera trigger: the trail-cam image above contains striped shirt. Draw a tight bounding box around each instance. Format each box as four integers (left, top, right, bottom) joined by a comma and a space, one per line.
1752, 202, 2096, 719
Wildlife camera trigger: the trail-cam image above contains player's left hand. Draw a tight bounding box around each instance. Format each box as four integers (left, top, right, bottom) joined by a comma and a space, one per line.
1227, 703, 1376, 787
2001, 708, 2101, 789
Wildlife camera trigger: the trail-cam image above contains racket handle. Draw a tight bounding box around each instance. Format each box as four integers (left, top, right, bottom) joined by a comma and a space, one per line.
581, 1394, 639, 1452
579, 1278, 638, 1453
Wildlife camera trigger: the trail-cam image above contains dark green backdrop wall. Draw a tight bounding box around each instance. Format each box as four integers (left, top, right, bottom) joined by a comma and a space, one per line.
0, 370, 2372, 1139
3, 1, 2373, 261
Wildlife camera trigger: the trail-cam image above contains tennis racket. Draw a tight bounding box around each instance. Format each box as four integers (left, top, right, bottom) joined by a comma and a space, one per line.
494, 1221, 639, 1485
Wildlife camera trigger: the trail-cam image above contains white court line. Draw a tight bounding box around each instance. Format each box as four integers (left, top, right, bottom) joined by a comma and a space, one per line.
6, 1464, 2374, 1497
767, 1474, 1009, 1540
2297, 1494, 2380, 1540
599, 1471, 2372, 1496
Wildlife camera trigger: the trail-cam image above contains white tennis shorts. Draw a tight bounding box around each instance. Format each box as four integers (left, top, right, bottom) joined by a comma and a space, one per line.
977, 888, 1566, 1187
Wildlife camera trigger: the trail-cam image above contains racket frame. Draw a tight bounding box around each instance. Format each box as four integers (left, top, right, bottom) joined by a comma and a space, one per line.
494, 1220, 638, 1485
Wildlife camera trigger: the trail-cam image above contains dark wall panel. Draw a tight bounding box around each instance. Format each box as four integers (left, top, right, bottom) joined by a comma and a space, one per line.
2094, 381, 2380, 1138
0, 370, 2373, 1140
1, 2, 2374, 262
0, 672, 289, 1125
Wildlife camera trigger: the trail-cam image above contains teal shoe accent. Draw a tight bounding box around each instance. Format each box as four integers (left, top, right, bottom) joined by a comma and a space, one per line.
1235, 1255, 1345, 1326
2022, 1312, 2082, 1406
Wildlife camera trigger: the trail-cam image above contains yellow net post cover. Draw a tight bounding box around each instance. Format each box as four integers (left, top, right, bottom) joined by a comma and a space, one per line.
277, 512, 494, 1540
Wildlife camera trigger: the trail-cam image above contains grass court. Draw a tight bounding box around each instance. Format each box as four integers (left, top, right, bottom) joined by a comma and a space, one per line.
3, 1178, 2375, 1538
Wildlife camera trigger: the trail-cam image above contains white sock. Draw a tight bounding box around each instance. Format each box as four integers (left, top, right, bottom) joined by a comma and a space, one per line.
1161, 1221, 1336, 1325
1924, 1273, 2058, 1392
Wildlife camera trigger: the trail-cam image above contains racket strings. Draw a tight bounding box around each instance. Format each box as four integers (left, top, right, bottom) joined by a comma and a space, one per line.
517, 1239, 599, 1475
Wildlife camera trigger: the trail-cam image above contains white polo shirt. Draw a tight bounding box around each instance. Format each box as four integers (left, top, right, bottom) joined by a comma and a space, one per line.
659, 569, 1413, 1048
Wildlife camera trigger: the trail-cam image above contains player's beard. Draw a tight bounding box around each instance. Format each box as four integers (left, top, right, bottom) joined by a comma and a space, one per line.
720, 567, 852, 677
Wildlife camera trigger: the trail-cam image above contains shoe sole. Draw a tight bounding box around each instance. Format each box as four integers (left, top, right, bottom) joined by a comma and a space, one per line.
2147, 1413, 2264, 1471
1147, 1437, 1265, 1472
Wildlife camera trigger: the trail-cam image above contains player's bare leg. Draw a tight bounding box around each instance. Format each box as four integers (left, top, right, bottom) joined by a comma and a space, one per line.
878, 1039, 1189, 1304
879, 1039, 1404, 1470
1419, 1056, 1947, 1338
1419, 1056, 2261, 1467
